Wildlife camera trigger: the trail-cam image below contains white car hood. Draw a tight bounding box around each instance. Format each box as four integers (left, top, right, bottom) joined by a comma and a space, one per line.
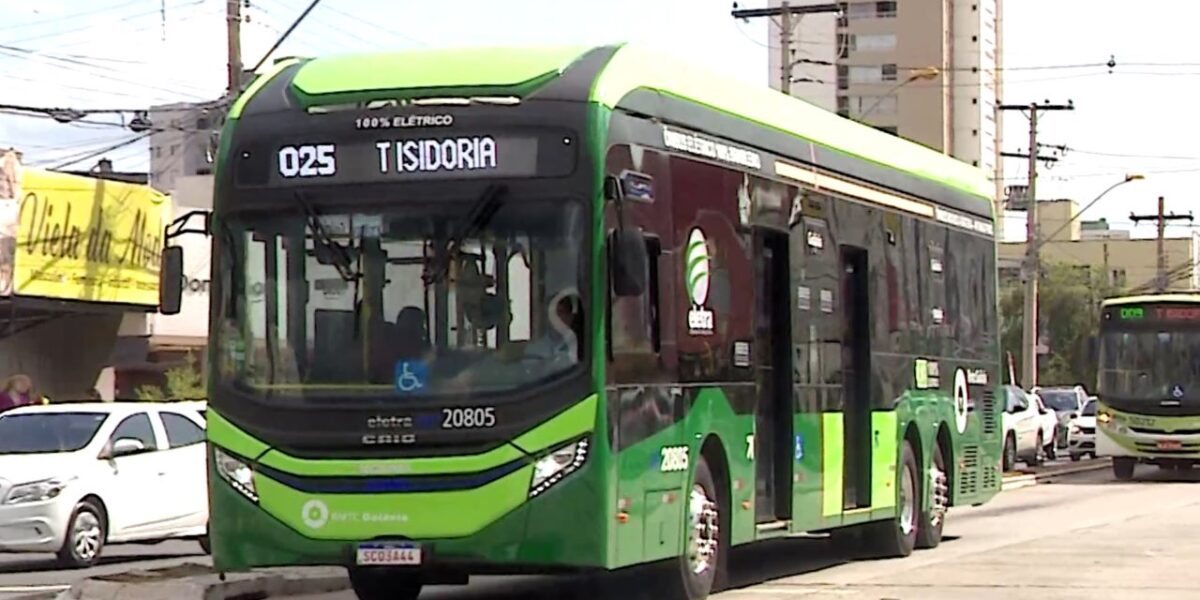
1076, 416, 1096, 428
0, 452, 88, 488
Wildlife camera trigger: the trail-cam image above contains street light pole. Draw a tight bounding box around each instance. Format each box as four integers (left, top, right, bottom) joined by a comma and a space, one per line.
1033, 174, 1145, 251
858, 67, 940, 121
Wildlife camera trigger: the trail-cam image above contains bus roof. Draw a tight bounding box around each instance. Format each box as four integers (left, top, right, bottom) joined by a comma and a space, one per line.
231, 44, 993, 212
1102, 294, 1200, 307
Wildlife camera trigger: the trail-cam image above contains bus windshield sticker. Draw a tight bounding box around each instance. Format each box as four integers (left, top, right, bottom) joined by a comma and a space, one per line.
966, 368, 989, 385
733, 341, 751, 367
662, 127, 763, 170
394, 361, 428, 394
685, 228, 715, 336
926, 360, 941, 388
914, 359, 930, 389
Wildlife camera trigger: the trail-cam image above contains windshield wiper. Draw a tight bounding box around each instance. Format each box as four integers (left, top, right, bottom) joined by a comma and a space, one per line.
423, 184, 507, 285
292, 191, 357, 282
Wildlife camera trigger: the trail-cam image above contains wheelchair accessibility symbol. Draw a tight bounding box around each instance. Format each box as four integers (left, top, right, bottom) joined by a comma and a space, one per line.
394, 361, 428, 393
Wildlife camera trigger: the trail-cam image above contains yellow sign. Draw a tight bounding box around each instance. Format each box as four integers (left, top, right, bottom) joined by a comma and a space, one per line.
14, 169, 171, 306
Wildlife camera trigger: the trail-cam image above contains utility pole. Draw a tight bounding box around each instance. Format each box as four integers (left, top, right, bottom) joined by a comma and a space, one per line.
731, 2, 842, 96
1131, 198, 1195, 292
999, 100, 1074, 389
226, 0, 243, 95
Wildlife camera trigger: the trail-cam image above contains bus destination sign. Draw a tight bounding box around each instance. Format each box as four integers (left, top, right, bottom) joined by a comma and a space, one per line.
268, 134, 540, 185
1114, 305, 1200, 322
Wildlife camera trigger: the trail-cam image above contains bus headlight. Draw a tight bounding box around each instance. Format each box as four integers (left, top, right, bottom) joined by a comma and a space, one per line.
214, 447, 258, 503
529, 438, 589, 498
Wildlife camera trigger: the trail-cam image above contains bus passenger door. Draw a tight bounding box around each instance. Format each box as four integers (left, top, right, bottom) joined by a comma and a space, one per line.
841, 246, 872, 510
754, 230, 794, 523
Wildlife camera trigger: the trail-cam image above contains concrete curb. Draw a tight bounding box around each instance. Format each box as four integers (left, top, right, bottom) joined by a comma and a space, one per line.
1002, 458, 1111, 491
11, 564, 350, 600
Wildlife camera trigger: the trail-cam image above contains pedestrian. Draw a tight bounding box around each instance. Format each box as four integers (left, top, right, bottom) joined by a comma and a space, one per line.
0, 374, 35, 412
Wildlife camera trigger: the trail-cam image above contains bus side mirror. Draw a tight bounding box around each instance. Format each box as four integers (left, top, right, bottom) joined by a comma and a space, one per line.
610, 228, 648, 297
160, 246, 184, 315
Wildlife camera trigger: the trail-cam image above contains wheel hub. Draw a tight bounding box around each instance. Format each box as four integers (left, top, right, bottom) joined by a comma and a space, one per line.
73, 512, 101, 560
686, 484, 719, 576
899, 463, 916, 536
928, 461, 949, 528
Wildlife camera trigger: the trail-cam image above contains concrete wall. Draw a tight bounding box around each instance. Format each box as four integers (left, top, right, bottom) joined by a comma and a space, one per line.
0, 313, 122, 400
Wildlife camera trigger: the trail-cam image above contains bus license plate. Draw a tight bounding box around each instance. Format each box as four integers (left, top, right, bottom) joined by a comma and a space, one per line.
1157, 440, 1182, 450
356, 543, 422, 566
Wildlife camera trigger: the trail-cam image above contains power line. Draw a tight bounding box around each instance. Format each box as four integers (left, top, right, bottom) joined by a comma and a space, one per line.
46, 133, 151, 171
6, 0, 210, 45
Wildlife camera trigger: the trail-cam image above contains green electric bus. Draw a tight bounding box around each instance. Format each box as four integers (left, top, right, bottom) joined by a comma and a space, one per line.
1096, 294, 1200, 479
159, 44, 1003, 600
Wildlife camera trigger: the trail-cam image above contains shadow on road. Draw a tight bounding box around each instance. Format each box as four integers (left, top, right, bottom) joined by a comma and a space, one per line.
1033, 464, 1200, 485
420, 532, 961, 599
0, 551, 202, 575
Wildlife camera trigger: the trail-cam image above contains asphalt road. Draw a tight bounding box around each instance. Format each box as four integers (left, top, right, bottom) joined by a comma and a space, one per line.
0, 540, 205, 599
285, 461, 1200, 600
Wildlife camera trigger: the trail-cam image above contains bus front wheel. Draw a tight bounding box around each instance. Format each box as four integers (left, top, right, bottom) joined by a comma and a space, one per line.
348, 567, 422, 600
863, 440, 919, 558
663, 454, 722, 600
1113, 457, 1136, 481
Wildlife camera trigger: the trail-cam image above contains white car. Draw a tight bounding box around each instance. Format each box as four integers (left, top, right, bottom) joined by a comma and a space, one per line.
1001, 385, 1046, 470
1068, 399, 1097, 461
0, 402, 209, 567
1029, 392, 1060, 460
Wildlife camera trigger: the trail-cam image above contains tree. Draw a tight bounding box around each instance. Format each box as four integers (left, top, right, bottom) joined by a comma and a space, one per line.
1001, 262, 1124, 389
135, 352, 207, 402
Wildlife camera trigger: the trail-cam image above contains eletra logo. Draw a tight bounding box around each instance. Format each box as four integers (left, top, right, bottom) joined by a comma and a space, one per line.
685, 227, 714, 335
302, 499, 329, 529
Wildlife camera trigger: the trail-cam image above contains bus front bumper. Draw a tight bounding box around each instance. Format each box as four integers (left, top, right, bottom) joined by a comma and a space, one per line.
207, 456, 608, 576
1096, 423, 1200, 463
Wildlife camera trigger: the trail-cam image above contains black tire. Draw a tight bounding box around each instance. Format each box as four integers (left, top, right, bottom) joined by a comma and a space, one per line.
915, 442, 947, 550
348, 568, 423, 600
1046, 439, 1057, 461
56, 500, 106, 569
1002, 434, 1016, 472
661, 455, 722, 600
1069, 454, 1081, 462
1113, 457, 1135, 481
863, 440, 918, 558
1026, 434, 1044, 467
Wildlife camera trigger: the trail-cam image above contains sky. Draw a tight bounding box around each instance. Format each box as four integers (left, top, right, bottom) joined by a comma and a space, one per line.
0, 0, 1198, 242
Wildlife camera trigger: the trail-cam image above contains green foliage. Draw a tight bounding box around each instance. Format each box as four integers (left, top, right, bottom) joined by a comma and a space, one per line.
1001, 262, 1125, 389
135, 352, 207, 402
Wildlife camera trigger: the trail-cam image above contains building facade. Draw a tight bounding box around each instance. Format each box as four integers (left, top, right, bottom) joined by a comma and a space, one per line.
1000, 200, 1200, 292
768, 0, 1004, 217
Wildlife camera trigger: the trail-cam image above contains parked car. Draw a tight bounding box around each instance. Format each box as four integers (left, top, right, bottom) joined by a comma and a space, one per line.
0, 403, 209, 567
1029, 392, 1060, 460
1068, 398, 1097, 461
1001, 385, 1045, 470
1033, 385, 1089, 450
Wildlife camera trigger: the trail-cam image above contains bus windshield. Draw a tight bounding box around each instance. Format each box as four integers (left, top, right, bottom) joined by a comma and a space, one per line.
214, 195, 587, 401
1098, 329, 1200, 401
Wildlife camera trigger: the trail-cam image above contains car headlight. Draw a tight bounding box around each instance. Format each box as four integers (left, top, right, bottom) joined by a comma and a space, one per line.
4, 477, 72, 505
214, 447, 258, 503
529, 438, 589, 498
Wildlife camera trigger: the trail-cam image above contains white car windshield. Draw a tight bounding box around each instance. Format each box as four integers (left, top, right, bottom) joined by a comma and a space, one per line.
0, 412, 107, 454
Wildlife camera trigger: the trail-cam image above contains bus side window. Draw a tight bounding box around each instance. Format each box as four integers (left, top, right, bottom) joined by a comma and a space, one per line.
608, 235, 663, 381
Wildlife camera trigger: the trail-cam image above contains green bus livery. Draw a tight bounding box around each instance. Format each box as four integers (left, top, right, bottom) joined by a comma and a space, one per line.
1097, 294, 1200, 479
159, 44, 1003, 600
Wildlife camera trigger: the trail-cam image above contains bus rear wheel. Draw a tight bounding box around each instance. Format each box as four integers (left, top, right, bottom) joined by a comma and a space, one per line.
916, 442, 948, 549
1113, 457, 1136, 481
348, 567, 423, 600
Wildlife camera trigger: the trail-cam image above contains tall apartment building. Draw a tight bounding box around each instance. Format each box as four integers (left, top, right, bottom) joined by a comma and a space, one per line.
148, 100, 225, 194
768, 0, 1004, 216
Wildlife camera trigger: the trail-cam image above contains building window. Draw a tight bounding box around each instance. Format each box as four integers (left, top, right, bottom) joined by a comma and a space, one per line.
837, 96, 850, 117
851, 33, 897, 52
849, 65, 881, 84
882, 64, 898, 81
850, 95, 897, 116
837, 65, 849, 89
843, 1, 897, 20
836, 34, 850, 58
